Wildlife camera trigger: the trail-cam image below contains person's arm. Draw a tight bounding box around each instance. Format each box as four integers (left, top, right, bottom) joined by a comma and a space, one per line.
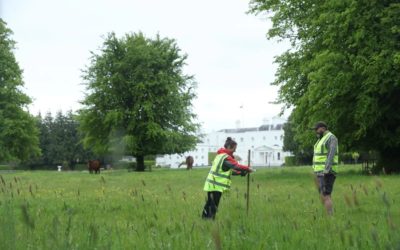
221, 156, 250, 173
324, 135, 338, 173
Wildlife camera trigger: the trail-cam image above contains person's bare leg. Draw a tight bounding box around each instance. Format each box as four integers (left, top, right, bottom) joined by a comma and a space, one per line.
323, 195, 333, 215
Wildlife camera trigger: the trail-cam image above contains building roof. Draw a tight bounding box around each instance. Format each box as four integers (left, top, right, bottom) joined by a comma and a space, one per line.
217, 124, 284, 133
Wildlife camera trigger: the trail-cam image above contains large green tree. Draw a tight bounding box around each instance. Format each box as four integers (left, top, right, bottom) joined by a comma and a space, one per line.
79, 32, 199, 171
0, 19, 40, 162
249, 1, 400, 172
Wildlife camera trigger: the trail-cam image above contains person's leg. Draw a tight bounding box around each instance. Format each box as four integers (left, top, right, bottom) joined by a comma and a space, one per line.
316, 175, 325, 203
202, 191, 222, 219
322, 195, 333, 215
211, 191, 222, 217
322, 174, 336, 215
202, 193, 212, 218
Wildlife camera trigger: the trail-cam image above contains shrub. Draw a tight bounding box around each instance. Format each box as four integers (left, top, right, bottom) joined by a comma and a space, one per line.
284, 156, 297, 167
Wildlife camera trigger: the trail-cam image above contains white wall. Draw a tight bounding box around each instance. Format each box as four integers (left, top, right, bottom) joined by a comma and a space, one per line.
156, 116, 290, 168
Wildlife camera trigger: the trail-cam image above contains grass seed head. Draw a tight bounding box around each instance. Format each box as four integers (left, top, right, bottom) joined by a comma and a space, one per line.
20, 203, 35, 229
362, 185, 369, 196
352, 192, 359, 206
344, 194, 352, 207
211, 226, 222, 250
382, 192, 390, 208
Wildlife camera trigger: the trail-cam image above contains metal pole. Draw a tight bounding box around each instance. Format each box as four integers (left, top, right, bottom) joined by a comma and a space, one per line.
246, 149, 251, 215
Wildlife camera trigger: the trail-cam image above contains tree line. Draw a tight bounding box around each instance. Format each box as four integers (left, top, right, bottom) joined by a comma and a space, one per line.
26, 111, 95, 169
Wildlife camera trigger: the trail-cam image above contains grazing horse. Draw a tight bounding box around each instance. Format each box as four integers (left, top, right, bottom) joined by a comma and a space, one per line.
186, 156, 194, 170
88, 160, 101, 174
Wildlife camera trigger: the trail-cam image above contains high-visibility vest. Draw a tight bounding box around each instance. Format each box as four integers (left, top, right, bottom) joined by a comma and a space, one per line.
203, 153, 232, 192
313, 131, 338, 172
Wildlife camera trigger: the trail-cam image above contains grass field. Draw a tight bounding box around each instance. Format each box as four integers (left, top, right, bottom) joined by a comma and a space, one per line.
0, 165, 399, 249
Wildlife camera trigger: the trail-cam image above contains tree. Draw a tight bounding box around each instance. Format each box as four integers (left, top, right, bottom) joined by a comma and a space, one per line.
249, 1, 400, 172
34, 111, 95, 169
283, 114, 312, 165
0, 19, 40, 162
78, 32, 199, 171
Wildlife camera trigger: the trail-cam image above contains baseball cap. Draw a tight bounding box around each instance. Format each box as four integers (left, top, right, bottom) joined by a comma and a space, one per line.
311, 121, 328, 130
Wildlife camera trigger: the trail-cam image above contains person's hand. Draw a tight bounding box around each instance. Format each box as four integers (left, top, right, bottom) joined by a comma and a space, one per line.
248, 168, 255, 173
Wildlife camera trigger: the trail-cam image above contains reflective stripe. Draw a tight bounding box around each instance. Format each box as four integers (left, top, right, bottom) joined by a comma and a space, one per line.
206, 179, 230, 188
313, 162, 337, 165
210, 171, 231, 179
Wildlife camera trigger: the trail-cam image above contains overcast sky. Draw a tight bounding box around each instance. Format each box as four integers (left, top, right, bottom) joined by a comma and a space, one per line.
1, 0, 289, 132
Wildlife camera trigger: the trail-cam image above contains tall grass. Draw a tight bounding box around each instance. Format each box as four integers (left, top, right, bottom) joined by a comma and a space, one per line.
0, 165, 399, 249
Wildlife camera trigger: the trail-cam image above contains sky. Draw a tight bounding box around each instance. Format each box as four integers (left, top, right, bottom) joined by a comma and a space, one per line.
1, 0, 290, 132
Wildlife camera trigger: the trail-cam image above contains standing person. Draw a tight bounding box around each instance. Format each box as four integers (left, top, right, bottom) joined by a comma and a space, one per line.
312, 121, 338, 215
202, 137, 252, 219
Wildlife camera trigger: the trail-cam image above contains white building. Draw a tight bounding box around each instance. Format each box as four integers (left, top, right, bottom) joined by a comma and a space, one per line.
156, 116, 290, 168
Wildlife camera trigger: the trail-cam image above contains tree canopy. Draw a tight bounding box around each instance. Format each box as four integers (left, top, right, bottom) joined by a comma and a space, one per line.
79, 32, 199, 171
0, 19, 40, 162
249, 1, 400, 171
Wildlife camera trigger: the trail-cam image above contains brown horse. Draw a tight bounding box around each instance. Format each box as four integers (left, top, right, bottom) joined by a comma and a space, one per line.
88, 160, 101, 174
186, 156, 194, 170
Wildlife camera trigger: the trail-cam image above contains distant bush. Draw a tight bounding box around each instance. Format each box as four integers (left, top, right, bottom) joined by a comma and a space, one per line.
73, 164, 88, 171
0, 165, 14, 171
208, 152, 217, 166
284, 156, 297, 167
114, 162, 136, 170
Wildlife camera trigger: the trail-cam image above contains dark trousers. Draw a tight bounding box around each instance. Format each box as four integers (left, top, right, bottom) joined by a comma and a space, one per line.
202, 191, 222, 219
317, 173, 336, 196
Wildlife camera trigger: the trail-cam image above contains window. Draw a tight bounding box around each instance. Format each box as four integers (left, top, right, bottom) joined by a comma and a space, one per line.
275, 136, 278, 140
201, 156, 204, 159
251, 137, 254, 141
278, 152, 281, 160
280, 135, 284, 141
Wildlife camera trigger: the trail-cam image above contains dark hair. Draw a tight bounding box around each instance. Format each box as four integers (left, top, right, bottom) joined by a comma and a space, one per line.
224, 137, 237, 149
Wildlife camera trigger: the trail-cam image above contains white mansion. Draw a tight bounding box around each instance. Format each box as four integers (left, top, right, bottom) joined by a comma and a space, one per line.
156, 116, 290, 168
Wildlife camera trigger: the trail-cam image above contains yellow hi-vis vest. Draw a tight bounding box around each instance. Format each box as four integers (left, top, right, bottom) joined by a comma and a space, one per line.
313, 131, 338, 173
203, 153, 232, 192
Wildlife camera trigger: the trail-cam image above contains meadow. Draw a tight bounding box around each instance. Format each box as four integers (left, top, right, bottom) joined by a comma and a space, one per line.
0, 165, 399, 250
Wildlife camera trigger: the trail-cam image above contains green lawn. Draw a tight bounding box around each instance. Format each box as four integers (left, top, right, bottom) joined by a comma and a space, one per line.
0, 165, 399, 249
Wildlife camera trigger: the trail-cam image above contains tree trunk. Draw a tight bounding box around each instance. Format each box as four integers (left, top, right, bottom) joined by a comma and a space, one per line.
136, 155, 145, 171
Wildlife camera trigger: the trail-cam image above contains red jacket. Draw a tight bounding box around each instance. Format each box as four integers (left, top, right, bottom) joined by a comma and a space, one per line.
216, 148, 250, 174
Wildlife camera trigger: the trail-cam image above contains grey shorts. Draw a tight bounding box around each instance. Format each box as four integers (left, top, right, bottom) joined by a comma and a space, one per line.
317, 173, 336, 196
